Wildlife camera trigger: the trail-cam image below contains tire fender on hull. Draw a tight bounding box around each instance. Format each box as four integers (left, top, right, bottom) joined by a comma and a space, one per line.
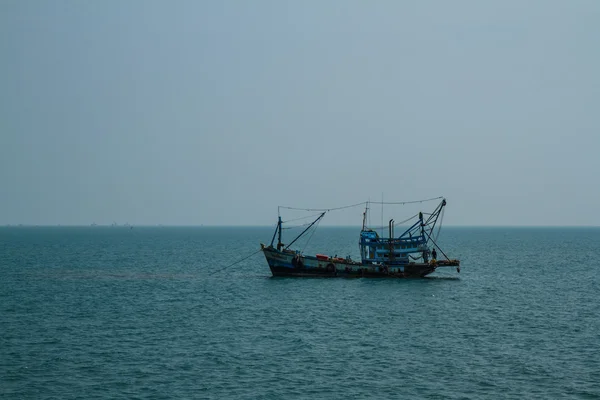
326, 263, 337, 276
291, 254, 304, 269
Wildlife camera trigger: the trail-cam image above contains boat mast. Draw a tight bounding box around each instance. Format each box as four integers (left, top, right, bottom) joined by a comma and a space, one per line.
381, 193, 384, 238
277, 216, 283, 250
389, 219, 395, 263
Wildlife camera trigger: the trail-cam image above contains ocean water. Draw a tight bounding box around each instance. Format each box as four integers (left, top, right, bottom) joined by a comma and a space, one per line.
1, 226, 599, 399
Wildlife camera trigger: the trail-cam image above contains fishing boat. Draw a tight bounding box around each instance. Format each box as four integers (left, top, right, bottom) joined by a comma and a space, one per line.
261, 197, 460, 278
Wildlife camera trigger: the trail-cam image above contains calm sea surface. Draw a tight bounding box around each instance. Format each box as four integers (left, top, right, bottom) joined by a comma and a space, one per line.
1, 226, 599, 399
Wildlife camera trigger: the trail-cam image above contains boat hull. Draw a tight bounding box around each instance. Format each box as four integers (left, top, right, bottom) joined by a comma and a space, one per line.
261, 246, 455, 278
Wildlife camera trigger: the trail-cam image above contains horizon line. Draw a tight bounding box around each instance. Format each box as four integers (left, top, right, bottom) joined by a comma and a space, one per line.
2, 224, 600, 228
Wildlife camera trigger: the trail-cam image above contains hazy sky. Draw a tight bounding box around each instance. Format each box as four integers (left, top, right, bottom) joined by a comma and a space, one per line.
1, 1, 599, 226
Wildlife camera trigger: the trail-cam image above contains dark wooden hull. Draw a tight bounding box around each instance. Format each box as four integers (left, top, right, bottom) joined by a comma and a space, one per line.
268, 265, 437, 278
262, 246, 459, 278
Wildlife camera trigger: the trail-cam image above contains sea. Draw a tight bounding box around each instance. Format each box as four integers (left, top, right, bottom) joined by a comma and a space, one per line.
1, 226, 599, 399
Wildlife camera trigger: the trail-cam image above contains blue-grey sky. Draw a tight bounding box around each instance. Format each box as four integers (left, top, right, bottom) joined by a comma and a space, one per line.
1, 1, 599, 226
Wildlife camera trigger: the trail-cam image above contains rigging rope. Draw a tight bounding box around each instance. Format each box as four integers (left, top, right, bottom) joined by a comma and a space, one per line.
366, 213, 419, 231
367, 196, 444, 205
301, 216, 322, 254
435, 207, 445, 242
208, 248, 262, 276
279, 201, 366, 212
282, 213, 324, 224
282, 221, 316, 230
279, 197, 443, 213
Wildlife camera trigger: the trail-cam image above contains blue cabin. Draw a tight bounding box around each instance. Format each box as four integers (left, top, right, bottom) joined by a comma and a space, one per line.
359, 231, 427, 265
359, 210, 430, 265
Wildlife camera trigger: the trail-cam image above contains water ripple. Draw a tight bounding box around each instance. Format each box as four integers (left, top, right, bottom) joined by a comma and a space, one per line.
1, 227, 600, 398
